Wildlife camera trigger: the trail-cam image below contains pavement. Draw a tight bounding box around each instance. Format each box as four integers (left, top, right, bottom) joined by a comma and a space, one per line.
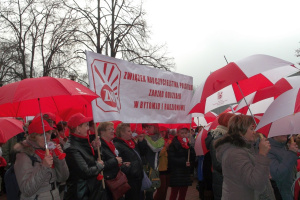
0, 178, 200, 200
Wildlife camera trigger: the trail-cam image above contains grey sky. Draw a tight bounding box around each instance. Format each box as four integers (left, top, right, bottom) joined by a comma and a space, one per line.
144, 0, 300, 88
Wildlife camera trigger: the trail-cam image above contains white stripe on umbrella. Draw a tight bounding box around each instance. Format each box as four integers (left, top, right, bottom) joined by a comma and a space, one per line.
256, 88, 300, 137
188, 54, 297, 114
192, 112, 218, 126
235, 76, 300, 112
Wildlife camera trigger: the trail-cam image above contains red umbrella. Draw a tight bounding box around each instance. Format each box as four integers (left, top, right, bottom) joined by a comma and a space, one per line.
0, 77, 98, 150
0, 77, 98, 117
235, 76, 300, 113
0, 118, 24, 143
189, 54, 297, 114
256, 88, 300, 138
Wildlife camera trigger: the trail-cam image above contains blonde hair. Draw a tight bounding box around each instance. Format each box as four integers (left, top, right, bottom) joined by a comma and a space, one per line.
115, 123, 130, 137
97, 122, 114, 136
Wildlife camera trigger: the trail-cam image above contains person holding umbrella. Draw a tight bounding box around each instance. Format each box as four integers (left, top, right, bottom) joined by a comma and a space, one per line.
215, 115, 274, 200
268, 135, 298, 200
63, 113, 104, 200
13, 118, 69, 199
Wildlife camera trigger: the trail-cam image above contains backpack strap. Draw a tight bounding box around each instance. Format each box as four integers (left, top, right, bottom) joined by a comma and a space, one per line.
26, 154, 40, 166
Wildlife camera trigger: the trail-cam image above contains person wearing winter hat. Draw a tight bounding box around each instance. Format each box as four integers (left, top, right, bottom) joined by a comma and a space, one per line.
13, 118, 69, 200
204, 112, 235, 200
168, 125, 196, 200
64, 113, 104, 200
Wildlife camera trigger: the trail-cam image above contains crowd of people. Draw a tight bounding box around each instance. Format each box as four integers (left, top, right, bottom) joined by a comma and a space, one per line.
0, 112, 299, 200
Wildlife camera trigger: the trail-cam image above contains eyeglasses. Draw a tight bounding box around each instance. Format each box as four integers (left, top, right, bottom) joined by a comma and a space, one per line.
106, 128, 114, 132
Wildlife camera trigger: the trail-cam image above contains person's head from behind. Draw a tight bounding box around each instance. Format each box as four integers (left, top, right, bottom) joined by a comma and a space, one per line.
98, 122, 114, 141
273, 135, 288, 144
218, 113, 235, 128
67, 113, 92, 137
27, 119, 54, 148
116, 123, 132, 140
228, 115, 256, 142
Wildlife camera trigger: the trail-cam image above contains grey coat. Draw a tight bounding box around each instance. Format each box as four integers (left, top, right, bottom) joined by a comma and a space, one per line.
267, 138, 298, 200
216, 135, 273, 200
14, 141, 69, 200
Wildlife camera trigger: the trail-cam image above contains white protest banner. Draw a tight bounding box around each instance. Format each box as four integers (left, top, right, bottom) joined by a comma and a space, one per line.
86, 51, 193, 123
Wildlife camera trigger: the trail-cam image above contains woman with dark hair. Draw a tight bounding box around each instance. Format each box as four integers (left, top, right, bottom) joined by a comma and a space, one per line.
168, 125, 195, 200
215, 115, 274, 200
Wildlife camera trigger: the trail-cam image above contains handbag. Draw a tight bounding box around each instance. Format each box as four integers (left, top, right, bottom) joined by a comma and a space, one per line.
141, 170, 152, 191
143, 165, 161, 192
105, 170, 131, 200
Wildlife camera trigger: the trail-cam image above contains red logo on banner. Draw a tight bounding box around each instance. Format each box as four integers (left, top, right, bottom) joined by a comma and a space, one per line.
90, 59, 121, 112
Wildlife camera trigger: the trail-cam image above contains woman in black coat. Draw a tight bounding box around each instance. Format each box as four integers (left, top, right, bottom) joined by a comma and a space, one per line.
98, 122, 124, 199
168, 125, 195, 200
114, 123, 143, 200
64, 113, 104, 200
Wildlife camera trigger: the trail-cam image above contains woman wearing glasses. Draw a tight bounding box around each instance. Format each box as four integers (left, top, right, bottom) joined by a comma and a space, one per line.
98, 122, 126, 199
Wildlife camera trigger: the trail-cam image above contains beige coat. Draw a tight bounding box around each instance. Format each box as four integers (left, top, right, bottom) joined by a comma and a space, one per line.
14, 141, 69, 200
216, 141, 271, 200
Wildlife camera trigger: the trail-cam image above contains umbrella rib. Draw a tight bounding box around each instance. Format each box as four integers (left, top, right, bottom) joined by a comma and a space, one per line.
51, 96, 60, 113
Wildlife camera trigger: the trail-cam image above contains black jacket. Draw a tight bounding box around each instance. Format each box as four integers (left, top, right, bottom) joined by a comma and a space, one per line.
113, 138, 143, 180
64, 134, 104, 200
168, 136, 195, 187
100, 138, 120, 180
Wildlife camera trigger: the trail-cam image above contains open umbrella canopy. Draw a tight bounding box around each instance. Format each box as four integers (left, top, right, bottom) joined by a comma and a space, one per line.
0, 118, 24, 143
256, 88, 300, 138
234, 76, 300, 112
188, 54, 297, 114
192, 111, 218, 127
0, 77, 98, 117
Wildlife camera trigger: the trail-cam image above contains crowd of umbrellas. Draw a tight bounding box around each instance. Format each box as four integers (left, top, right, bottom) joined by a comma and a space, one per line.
0, 54, 299, 155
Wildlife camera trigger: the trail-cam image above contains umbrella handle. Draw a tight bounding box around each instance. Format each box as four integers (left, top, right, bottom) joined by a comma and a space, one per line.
45, 148, 50, 155
94, 123, 105, 189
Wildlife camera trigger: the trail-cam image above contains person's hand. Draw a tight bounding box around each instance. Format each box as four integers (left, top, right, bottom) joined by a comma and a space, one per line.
186, 162, 190, 167
97, 159, 104, 166
259, 138, 271, 156
42, 155, 53, 168
92, 136, 101, 148
116, 157, 123, 165
123, 162, 130, 167
55, 144, 63, 153
288, 142, 298, 153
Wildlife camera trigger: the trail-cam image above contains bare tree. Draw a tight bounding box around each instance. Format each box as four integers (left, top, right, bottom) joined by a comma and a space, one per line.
64, 0, 175, 70
0, 0, 83, 81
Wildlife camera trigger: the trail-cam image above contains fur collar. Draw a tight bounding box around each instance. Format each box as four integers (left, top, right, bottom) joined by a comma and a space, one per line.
214, 133, 248, 150
13, 140, 38, 156
212, 125, 228, 138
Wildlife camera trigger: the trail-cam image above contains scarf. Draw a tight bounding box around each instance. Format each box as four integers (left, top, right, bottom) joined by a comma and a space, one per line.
177, 136, 189, 149
71, 133, 95, 155
118, 137, 135, 149
35, 149, 54, 168
103, 139, 117, 156
144, 135, 164, 152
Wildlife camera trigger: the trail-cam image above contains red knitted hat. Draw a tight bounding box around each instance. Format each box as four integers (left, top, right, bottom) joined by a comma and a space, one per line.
218, 113, 235, 127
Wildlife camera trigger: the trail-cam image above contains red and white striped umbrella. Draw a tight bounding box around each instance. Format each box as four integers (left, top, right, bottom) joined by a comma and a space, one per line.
192, 111, 218, 127
235, 76, 300, 113
194, 123, 212, 156
188, 54, 297, 114
256, 88, 300, 138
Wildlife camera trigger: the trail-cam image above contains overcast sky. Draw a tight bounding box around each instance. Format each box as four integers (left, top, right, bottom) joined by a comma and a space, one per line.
143, 0, 300, 87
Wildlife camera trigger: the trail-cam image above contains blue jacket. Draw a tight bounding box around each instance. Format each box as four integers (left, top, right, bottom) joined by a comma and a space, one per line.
267, 138, 298, 200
